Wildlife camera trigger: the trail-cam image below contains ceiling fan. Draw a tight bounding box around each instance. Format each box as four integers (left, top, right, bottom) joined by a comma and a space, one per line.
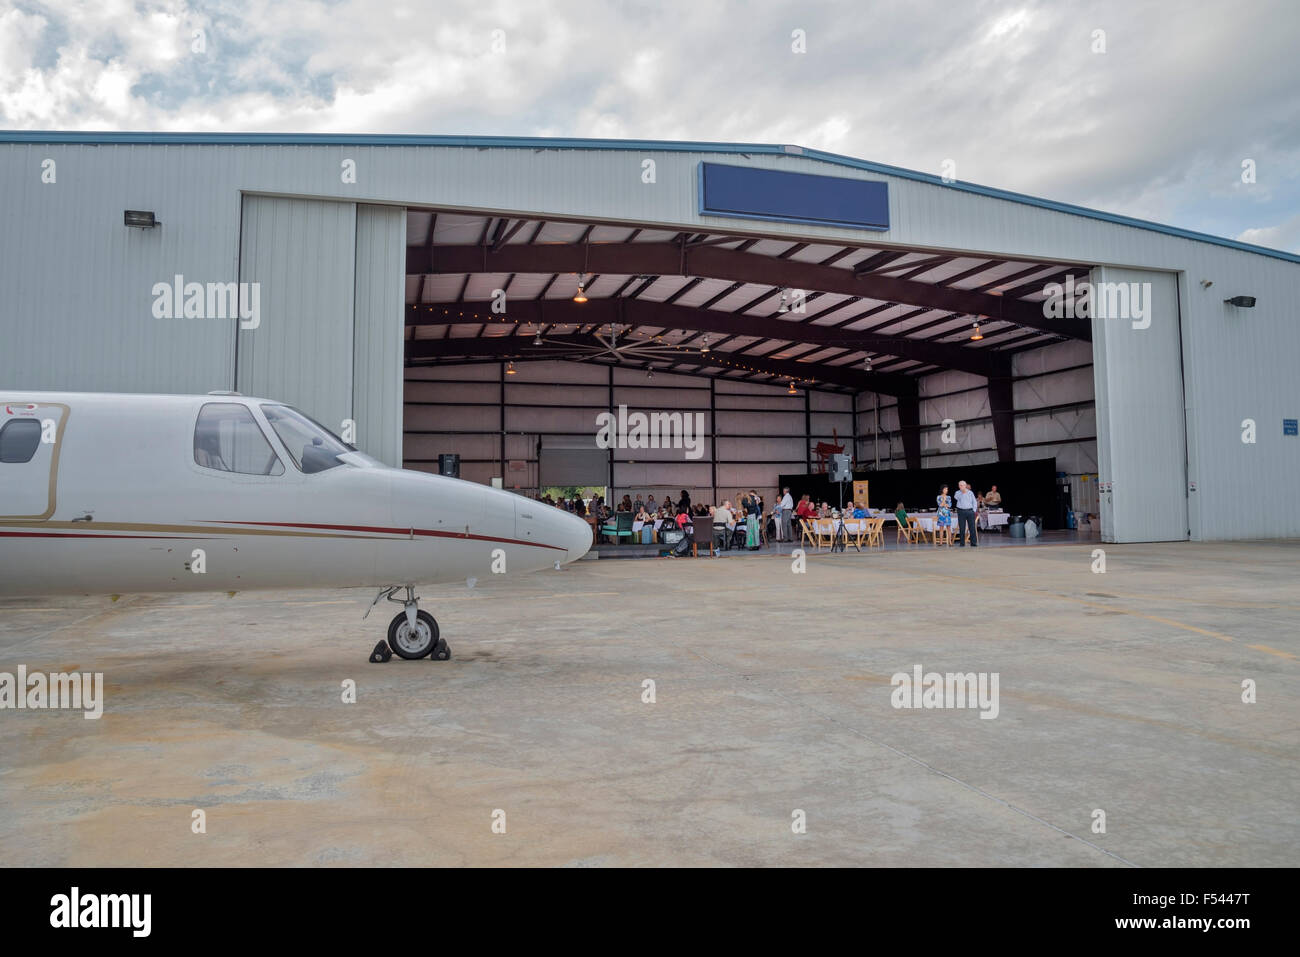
530, 323, 687, 364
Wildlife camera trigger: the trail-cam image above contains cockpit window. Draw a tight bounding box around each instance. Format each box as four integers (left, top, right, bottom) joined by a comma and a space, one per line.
194, 403, 284, 476
261, 404, 354, 474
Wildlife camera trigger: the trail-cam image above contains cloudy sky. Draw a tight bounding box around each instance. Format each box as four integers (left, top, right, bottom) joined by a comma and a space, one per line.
2, 0, 1298, 251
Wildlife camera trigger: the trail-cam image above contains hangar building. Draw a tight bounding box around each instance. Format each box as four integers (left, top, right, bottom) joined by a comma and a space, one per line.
1, 131, 1296, 542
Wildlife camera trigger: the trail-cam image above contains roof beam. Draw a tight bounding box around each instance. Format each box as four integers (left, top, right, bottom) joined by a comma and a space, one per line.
406, 243, 1089, 339
405, 331, 919, 396
409, 298, 1010, 377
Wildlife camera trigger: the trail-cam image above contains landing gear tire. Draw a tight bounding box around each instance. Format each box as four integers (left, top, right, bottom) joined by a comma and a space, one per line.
431, 637, 451, 661
387, 609, 439, 659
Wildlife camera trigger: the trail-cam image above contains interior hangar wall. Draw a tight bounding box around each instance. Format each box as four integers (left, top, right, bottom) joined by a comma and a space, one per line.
854, 340, 1097, 499
404, 360, 852, 507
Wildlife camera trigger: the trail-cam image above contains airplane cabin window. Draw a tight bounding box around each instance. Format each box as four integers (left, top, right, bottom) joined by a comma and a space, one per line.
194, 403, 285, 476
260, 405, 353, 474
0, 418, 43, 463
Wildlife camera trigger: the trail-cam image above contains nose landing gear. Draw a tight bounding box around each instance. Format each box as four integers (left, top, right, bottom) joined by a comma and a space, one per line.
365, 585, 450, 661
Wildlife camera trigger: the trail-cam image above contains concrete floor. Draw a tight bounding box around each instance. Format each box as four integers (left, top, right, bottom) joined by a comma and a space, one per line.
1, 539, 1296, 867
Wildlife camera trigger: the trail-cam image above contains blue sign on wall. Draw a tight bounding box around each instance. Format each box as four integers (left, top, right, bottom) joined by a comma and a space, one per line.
1285, 418, 1298, 436
699, 162, 889, 231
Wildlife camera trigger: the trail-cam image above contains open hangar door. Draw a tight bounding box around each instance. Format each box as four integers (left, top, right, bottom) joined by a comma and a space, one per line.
401, 206, 1113, 516
1090, 266, 1189, 543
236, 195, 406, 467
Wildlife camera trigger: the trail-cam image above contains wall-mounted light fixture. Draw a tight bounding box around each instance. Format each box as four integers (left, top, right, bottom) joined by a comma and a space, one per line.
1224, 296, 1257, 308
505, 361, 517, 375
124, 210, 160, 228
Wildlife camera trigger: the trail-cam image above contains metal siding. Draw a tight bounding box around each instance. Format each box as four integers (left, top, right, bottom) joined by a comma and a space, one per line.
353, 204, 406, 466
1176, 248, 1300, 540
1, 141, 1297, 539
237, 195, 356, 432
0, 142, 237, 393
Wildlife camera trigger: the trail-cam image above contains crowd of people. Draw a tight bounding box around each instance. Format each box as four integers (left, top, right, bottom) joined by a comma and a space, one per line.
541, 480, 1005, 551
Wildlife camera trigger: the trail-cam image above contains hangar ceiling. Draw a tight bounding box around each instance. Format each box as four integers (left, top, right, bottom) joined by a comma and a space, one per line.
404, 210, 1094, 396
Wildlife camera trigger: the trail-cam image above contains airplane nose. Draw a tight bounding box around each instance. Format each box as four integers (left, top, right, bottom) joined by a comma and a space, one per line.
560, 509, 593, 563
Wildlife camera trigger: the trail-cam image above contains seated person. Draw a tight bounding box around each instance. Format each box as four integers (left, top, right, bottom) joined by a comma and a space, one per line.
635, 505, 651, 523
851, 503, 868, 518
711, 502, 733, 548
795, 495, 816, 520
984, 485, 1002, 508
894, 502, 908, 525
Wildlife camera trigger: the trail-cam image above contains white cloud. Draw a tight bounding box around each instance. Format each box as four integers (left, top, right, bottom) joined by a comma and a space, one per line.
0, 0, 1295, 248
1237, 213, 1300, 254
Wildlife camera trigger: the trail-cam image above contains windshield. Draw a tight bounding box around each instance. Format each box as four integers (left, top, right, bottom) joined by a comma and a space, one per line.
261, 405, 355, 474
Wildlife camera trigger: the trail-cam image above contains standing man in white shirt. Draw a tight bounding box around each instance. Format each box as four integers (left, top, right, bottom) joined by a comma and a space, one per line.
777, 486, 794, 542
954, 480, 979, 547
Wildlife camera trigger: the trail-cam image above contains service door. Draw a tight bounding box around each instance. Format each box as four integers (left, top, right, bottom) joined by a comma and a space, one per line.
0, 401, 68, 521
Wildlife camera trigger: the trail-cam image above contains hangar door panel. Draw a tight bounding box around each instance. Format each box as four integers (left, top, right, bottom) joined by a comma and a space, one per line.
1091, 267, 1188, 542
539, 438, 608, 487
237, 196, 357, 438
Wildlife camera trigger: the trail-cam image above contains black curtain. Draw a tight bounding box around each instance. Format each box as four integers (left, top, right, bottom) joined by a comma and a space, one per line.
780, 458, 1066, 528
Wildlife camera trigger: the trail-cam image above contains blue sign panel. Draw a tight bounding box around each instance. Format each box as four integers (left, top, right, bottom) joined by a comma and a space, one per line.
1285, 418, 1298, 436
699, 162, 889, 230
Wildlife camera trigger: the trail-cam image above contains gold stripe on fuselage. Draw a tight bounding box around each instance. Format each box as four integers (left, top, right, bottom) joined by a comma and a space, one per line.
0, 520, 388, 540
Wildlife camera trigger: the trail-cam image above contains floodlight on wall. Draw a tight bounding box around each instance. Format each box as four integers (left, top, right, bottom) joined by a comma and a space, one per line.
1224, 296, 1257, 308
506, 361, 517, 375
124, 210, 160, 228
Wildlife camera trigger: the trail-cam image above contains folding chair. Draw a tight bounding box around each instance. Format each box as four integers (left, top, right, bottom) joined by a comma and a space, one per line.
908, 516, 932, 545
865, 516, 885, 548
800, 519, 818, 549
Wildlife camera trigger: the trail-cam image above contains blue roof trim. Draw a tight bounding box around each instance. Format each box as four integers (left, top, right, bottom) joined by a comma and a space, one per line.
3, 130, 1297, 265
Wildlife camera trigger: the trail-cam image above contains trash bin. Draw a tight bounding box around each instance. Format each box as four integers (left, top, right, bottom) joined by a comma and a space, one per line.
1008, 515, 1025, 538
1025, 515, 1042, 538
